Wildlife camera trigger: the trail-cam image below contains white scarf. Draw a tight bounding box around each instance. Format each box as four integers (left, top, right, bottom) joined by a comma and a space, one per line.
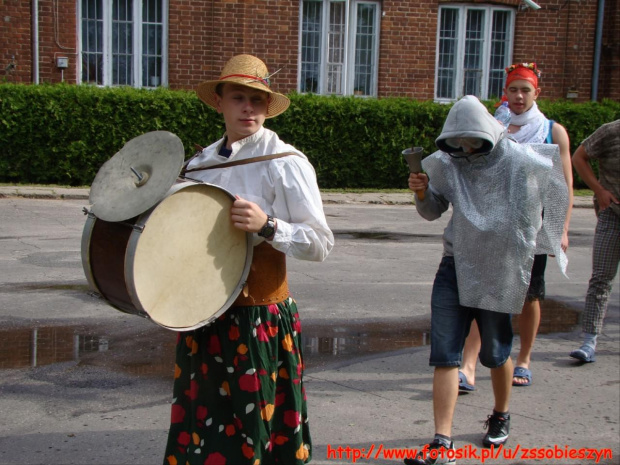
509, 101, 550, 144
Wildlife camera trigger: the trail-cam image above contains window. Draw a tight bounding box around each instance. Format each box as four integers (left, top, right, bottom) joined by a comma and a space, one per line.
436, 5, 514, 102
300, 0, 380, 96
80, 0, 167, 87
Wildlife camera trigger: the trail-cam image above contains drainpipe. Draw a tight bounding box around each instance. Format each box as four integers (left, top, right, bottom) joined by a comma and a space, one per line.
32, 0, 39, 84
591, 0, 605, 101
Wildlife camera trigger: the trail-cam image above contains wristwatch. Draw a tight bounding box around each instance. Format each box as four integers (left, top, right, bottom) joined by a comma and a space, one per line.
258, 215, 276, 239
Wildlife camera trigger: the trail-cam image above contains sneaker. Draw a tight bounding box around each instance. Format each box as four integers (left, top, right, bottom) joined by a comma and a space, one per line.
482, 411, 510, 447
404, 439, 456, 465
570, 344, 596, 363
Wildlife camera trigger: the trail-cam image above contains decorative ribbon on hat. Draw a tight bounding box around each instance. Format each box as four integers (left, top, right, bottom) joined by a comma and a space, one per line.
505, 63, 541, 88
219, 74, 270, 87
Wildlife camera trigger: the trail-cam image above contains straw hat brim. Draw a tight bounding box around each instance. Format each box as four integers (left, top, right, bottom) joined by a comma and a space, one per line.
196, 78, 290, 119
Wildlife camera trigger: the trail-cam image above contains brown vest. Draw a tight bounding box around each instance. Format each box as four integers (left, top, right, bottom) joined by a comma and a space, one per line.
233, 241, 289, 306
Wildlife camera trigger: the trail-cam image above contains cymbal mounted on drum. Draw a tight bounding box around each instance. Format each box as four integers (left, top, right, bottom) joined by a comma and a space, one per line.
88, 131, 186, 222
81, 131, 254, 331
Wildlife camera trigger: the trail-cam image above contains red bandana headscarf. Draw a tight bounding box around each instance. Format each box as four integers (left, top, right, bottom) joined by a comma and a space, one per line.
505, 63, 541, 88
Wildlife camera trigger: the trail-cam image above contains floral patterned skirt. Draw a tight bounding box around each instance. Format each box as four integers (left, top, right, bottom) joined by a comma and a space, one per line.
163, 298, 311, 465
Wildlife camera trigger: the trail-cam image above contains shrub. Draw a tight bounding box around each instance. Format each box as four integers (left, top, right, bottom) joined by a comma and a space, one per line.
1, 83, 618, 188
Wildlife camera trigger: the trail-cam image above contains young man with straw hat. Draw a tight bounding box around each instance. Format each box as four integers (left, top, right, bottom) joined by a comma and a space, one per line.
163, 54, 334, 465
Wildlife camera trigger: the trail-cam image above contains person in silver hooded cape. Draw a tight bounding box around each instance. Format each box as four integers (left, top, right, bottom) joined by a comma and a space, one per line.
418, 96, 568, 314
404, 96, 568, 462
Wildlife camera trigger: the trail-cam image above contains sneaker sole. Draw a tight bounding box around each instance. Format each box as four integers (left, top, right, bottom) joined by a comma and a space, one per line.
570, 351, 596, 363
483, 436, 508, 448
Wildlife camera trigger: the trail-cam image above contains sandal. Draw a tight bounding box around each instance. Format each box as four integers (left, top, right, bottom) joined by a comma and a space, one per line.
458, 370, 476, 391
512, 366, 532, 387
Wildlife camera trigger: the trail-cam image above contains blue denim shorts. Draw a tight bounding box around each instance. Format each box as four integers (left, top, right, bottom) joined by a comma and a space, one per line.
429, 256, 513, 368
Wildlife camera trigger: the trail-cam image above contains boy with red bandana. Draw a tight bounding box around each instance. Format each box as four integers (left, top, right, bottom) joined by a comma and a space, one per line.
459, 63, 572, 390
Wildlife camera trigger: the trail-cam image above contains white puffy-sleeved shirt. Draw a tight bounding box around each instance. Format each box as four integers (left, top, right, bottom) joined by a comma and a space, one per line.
185, 127, 334, 262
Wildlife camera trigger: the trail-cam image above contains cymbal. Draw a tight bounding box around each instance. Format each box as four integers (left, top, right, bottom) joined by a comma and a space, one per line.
89, 131, 185, 222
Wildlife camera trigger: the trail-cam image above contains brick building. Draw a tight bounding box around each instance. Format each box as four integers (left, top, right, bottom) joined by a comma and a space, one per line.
1, 0, 618, 102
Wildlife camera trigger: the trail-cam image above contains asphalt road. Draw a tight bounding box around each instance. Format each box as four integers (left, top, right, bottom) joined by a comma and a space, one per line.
0, 196, 618, 464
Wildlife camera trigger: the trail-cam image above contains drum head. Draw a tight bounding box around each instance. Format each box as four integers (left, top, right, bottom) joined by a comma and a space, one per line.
127, 183, 252, 330
89, 131, 185, 222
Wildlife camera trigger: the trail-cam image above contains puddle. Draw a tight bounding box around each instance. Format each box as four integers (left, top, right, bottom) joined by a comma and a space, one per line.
334, 231, 439, 242
0, 299, 580, 377
2, 282, 91, 292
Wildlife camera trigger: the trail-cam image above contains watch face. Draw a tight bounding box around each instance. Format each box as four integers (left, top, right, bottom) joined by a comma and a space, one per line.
259, 216, 275, 238
259, 225, 275, 238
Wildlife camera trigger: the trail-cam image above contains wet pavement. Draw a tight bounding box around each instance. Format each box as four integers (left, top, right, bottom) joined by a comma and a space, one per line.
0, 189, 618, 464
0, 298, 581, 376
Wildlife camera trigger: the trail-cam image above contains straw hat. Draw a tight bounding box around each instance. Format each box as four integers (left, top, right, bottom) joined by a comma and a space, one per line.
196, 54, 290, 118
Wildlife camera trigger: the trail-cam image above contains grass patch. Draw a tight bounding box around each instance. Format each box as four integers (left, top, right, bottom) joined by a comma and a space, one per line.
0, 183, 91, 189
321, 188, 412, 194
573, 189, 593, 197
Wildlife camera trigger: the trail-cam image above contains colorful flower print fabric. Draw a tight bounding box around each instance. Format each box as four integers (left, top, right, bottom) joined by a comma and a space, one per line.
164, 298, 311, 465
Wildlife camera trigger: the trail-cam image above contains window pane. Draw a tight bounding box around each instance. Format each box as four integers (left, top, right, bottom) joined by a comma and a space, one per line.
488, 11, 510, 99
301, 1, 322, 93
142, 0, 163, 87
462, 9, 484, 96
437, 8, 458, 99
300, 0, 379, 96
143, 0, 162, 23
112, 0, 133, 85
436, 6, 513, 100
353, 3, 376, 96
326, 2, 345, 94
83, 0, 102, 19
81, 0, 103, 84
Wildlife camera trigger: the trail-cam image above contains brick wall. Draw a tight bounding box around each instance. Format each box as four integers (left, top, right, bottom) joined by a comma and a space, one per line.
1, 0, 33, 83
1, 0, 617, 102
168, 0, 299, 95
37, 0, 78, 84
513, 0, 593, 101
0, 0, 77, 84
378, 1, 439, 98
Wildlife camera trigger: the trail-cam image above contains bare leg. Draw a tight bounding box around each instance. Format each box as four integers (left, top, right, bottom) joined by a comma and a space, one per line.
461, 320, 481, 385
433, 367, 459, 437
514, 300, 540, 384
491, 357, 513, 413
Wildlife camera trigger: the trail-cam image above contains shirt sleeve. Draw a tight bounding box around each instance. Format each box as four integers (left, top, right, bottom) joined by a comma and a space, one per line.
414, 185, 450, 221
582, 123, 611, 161
267, 156, 334, 262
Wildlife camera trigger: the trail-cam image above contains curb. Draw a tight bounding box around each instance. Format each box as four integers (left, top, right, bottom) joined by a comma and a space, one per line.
0, 186, 594, 208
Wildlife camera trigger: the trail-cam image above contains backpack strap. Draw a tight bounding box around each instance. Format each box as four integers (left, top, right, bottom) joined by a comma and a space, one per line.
545, 120, 555, 144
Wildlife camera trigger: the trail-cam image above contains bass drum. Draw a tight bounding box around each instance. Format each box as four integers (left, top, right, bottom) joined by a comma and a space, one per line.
81, 181, 253, 331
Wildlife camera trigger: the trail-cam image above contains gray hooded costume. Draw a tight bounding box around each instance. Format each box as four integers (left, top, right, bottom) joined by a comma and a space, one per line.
416, 96, 568, 314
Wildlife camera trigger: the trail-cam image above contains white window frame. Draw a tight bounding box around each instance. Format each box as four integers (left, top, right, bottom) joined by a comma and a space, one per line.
298, 0, 381, 97
435, 4, 514, 103
77, 0, 168, 87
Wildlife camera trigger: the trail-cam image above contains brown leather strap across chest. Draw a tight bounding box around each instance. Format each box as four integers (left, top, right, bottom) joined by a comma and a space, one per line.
182, 151, 299, 175
233, 241, 289, 307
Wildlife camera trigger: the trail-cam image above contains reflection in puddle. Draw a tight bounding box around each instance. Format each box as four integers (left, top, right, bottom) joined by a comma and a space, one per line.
303, 321, 429, 369
0, 300, 579, 376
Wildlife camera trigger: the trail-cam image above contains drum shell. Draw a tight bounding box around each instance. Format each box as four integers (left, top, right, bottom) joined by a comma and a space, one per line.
81, 182, 253, 331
